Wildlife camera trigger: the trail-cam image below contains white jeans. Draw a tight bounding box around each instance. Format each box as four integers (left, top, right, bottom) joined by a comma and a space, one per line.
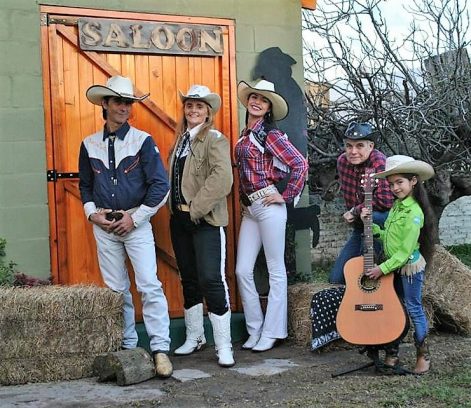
93, 221, 170, 352
235, 200, 288, 339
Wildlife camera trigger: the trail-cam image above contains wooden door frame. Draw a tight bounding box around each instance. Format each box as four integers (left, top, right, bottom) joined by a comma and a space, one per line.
40, 6, 241, 309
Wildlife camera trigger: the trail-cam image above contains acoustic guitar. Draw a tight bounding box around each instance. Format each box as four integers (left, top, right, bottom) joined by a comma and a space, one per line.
336, 169, 406, 345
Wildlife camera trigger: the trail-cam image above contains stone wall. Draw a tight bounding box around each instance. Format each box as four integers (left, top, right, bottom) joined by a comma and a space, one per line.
310, 195, 349, 264
439, 196, 471, 246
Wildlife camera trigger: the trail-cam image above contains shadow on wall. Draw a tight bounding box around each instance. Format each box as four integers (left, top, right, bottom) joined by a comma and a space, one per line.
250, 47, 319, 288
252, 46, 307, 156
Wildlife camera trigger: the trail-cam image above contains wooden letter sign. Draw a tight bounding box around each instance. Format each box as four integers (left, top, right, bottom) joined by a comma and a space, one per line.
78, 18, 224, 56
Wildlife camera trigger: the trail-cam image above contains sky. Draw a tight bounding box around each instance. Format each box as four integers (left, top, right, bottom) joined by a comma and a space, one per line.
302, 0, 470, 83
303, 0, 471, 98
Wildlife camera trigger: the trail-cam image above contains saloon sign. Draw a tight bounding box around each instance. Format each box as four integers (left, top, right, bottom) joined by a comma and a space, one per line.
78, 18, 223, 56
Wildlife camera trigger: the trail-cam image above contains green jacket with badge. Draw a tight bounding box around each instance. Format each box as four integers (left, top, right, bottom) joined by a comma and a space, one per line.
168, 128, 233, 226
372, 196, 425, 275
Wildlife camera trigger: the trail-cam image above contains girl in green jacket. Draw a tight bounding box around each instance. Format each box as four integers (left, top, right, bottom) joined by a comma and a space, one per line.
361, 155, 436, 374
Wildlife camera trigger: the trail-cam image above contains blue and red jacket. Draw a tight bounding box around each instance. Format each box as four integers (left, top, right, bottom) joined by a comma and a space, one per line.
79, 122, 169, 215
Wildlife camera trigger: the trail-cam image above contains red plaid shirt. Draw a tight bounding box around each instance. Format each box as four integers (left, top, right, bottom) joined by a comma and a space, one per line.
235, 119, 308, 203
337, 149, 393, 214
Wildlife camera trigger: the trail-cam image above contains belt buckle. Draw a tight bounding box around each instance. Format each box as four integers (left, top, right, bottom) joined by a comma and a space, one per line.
176, 204, 190, 212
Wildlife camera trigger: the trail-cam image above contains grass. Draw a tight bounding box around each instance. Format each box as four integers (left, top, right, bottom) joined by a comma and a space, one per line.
446, 244, 471, 268
378, 364, 471, 408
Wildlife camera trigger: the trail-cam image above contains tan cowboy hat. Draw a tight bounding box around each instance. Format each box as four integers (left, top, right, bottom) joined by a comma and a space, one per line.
374, 155, 435, 181
237, 79, 289, 121
86, 75, 149, 106
179, 84, 221, 113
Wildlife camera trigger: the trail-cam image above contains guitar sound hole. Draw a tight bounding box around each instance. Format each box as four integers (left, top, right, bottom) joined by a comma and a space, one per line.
359, 274, 379, 292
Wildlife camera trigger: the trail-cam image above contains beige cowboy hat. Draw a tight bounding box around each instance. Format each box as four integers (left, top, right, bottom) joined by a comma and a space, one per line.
86, 75, 149, 106
237, 79, 289, 121
179, 84, 221, 113
374, 155, 435, 181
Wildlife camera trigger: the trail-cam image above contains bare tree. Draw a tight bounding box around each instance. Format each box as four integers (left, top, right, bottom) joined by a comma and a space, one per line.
303, 0, 471, 218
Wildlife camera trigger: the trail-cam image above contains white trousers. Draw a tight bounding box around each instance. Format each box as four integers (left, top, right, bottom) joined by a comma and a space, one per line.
93, 221, 170, 352
235, 200, 288, 339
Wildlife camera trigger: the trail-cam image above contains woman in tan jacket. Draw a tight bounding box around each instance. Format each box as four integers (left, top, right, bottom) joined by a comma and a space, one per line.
168, 85, 234, 367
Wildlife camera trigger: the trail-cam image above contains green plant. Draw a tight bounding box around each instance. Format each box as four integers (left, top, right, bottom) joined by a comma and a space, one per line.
0, 238, 16, 286
446, 244, 471, 268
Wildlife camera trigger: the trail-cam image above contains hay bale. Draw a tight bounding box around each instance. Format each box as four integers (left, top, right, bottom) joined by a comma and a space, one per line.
288, 282, 336, 346
0, 285, 123, 385
424, 245, 471, 335
287, 280, 436, 348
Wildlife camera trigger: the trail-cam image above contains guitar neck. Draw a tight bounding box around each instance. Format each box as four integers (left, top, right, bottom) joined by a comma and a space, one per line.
364, 185, 374, 272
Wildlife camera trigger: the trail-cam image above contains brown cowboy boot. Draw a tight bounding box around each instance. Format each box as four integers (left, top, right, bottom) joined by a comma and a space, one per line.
414, 339, 430, 374
384, 344, 400, 367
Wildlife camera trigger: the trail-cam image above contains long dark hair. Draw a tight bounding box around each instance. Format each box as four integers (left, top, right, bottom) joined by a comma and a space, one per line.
403, 174, 438, 263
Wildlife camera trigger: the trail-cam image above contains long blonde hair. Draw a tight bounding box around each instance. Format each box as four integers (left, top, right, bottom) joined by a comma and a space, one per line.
169, 101, 214, 159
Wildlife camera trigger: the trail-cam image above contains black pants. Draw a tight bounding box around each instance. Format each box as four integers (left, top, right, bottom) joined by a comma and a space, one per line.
170, 211, 229, 316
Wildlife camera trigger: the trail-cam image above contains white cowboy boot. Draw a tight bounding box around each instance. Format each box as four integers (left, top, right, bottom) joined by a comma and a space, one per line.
174, 303, 206, 355
209, 310, 235, 367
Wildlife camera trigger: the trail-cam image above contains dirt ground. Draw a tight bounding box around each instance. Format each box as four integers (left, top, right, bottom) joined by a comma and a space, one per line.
113, 332, 470, 408
2, 332, 469, 407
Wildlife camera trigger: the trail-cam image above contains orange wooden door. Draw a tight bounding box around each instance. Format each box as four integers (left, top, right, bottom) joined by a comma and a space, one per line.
40, 6, 240, 318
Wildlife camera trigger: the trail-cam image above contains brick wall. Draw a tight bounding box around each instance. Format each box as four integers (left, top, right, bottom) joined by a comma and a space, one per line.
439, 196, 471, 246
310, 195, 349, 264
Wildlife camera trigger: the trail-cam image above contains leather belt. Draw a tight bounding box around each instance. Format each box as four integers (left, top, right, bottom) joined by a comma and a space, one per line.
176, 204, 190, 212
247, 185, 278, 203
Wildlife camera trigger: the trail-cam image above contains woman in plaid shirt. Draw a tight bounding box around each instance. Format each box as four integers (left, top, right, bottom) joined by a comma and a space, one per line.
235, 79, 308, 352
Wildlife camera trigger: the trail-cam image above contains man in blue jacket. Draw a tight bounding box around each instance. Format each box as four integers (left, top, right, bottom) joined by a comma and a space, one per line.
79, 75, 172, 378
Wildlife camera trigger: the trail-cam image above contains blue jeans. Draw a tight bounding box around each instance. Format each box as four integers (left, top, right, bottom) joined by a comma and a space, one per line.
329, 210, 389, 284
400, 270, 428, 344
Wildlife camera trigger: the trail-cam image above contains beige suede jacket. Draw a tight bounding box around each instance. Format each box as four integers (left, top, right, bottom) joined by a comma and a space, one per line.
168, 128, 233, 227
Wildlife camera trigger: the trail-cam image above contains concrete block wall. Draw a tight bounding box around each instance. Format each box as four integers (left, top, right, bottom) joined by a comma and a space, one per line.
0, 5, 50, 278
439, 196, 471, 246
0, 0, 306, 279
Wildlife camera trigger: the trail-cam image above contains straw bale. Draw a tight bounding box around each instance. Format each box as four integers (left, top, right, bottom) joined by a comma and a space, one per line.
423, 245, 471, 335
288, 282, 337, 346
0, 285, 123, 385
287, 280, 436, 348
0, 354, 95, 385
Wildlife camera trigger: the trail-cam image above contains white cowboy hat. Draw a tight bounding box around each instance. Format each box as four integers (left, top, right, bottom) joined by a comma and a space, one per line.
374, 155, 435, 181
179, 85, 221, 113
86, 75, 149, 106
237, 79, 289, 121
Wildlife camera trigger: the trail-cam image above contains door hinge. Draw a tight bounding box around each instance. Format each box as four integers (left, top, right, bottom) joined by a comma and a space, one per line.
47, 15, 79, 26
40, 13, 48, 26
47, 170, 80, 182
